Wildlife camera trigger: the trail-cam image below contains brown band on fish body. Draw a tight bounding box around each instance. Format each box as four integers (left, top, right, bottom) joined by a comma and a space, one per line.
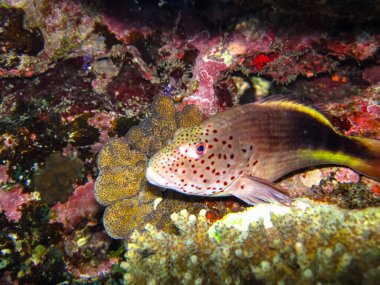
146, 97, 380, 206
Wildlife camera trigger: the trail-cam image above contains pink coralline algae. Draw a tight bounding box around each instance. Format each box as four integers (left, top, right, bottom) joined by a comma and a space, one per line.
326, 33, 379, 61
88, 112, 117, 153
334, 168, 360, 184
50, 177, 99, 230
0, 163, 10, 184
0, 163, 34, 221
327, 84, 380, 139
0, 184, 30, 221
363, 65, 380, 84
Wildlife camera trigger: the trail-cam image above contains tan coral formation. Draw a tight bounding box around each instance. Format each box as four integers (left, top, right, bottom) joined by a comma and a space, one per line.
95, 95, 207, 239
35, 152, 84, 205
123, 199, 380, 285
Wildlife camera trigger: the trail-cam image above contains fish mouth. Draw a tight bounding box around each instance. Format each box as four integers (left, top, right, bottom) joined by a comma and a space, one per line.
145, 167, 168, 188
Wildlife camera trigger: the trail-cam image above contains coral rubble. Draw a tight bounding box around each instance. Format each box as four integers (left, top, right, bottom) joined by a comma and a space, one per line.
123, 199, 380, 285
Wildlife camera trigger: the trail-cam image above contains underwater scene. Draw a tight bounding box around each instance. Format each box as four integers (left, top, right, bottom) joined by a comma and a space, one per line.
0, 0, 380, 284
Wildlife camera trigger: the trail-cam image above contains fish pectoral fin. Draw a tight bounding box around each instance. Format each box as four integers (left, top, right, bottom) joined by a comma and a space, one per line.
232, 175, 292, 206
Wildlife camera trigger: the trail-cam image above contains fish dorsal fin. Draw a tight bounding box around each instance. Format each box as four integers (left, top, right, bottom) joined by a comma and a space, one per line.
255, 95, 334, 129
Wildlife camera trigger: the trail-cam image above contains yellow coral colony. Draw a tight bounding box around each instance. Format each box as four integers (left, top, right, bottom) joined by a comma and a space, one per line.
95, 95, 207, 239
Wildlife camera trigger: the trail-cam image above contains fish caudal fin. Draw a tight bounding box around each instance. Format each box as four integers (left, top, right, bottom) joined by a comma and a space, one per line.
348, 136, 380, 181
232, 175, 292, 206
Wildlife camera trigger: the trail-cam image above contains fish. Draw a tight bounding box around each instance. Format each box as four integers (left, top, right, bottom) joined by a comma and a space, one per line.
145, 97, 380, 206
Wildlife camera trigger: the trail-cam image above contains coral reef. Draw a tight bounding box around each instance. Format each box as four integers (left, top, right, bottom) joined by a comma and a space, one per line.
326, 84, 380, 139
34, 152, 84, 205
0, 184, 36, 221
50, 177, 100, 230
95, 95, 208, 239
123, 199, 380, 285
0, 0, 380, 283
0, 201, 67, 284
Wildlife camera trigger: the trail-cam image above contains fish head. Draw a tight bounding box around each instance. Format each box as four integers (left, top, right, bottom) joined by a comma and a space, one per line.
146, 122, 252, 196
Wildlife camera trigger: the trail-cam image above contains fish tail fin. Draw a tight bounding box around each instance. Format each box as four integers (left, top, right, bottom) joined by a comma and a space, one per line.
347, 136, 380, 181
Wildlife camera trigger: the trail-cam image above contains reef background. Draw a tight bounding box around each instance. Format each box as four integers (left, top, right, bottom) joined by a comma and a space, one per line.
0, 0, 380, 284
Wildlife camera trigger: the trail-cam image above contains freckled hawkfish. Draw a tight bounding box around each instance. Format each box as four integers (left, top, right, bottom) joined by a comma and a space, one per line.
146, 97, 380, 206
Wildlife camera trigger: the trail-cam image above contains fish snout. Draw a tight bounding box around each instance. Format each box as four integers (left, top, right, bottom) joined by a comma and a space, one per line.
146, 167, 167, 188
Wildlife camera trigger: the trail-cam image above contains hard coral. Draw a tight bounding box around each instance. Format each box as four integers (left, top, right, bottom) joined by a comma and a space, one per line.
123, 199, 380, 285
95, 95, 207, 239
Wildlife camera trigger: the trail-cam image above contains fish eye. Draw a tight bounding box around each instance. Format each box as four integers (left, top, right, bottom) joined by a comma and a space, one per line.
195, 142, 206, 155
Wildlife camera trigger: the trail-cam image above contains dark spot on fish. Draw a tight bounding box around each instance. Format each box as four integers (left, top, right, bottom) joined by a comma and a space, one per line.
214, 138, 219, 142
241, 149, 247, 153
222, 141, 227, 145
193, 170, 197, 174
213, 130, 218, 133
208, 153, 215, 159
224, 182, 228, 186
229, 136, 234, 140
230, 154, 234, 159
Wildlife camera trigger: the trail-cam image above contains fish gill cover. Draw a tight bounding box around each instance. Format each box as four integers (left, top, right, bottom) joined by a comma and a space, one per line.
0, 0, 379, 283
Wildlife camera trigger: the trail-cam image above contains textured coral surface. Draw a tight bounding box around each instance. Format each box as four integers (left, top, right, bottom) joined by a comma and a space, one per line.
124, 199, 380, 285
1, 0, 380, 283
